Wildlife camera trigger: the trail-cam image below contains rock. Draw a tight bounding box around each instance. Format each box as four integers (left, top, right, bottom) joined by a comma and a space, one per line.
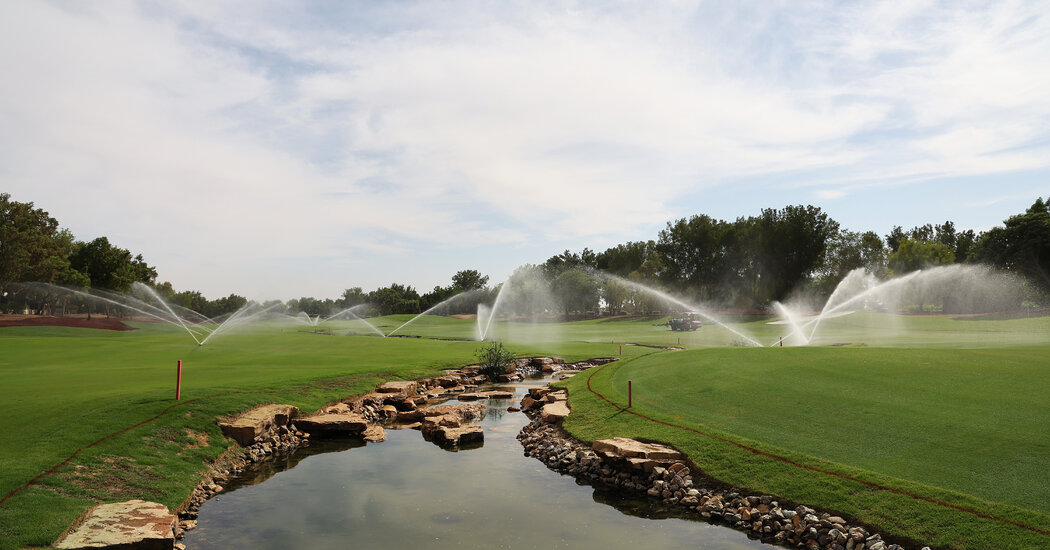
295, 413, 368, 436
592, 438, 684, 460
363, 425, 386, 443
507, 406, 521, 412
457, 392, 486, 401
381, 405, 398, 417
218, 404, 299, 446
424, 424, 484, 447
55, 500, 177, 550
520, 396, 540, 409
423, 402, 487, 421
540, 402, 570, 424
529, 387, 551, 399
375, 381, 418, 395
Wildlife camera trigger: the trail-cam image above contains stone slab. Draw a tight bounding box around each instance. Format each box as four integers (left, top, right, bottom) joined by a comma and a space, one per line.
592, 437, 684, 460
295, 413, 368, 435
55, 500, 176, 550
540, 401, 570, 424
218, 404, 299, 446
375, 381, 418, 395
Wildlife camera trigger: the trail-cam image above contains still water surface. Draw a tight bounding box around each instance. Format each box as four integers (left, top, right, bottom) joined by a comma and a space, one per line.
183, 378, 767, 549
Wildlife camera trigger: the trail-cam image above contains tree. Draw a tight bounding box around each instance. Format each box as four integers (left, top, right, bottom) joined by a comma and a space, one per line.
887, 237, 955, 274
748, 205, 840, 304
338, 287, 367, 308
368, 283, 420, 315
600, 278, 630, 314
655, 214, 732, 300
69, 237, 156, 292
451, 270, 489, 291
885, 226, 906, 253
0, 194, 85, 292
550, 269, 600, 314
971, 197, 1050, 289
542, 249, 597, 279
596, 241, 655, 277
817, 230, 886, 290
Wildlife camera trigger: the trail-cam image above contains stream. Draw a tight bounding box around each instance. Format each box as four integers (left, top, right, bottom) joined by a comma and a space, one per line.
182, 376, 768, 549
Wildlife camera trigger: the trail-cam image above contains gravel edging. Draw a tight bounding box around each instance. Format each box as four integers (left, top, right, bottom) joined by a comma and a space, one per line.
517, 388, 932, 550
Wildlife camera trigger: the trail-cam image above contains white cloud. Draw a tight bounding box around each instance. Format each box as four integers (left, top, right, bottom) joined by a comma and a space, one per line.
1, 1, 1048, 297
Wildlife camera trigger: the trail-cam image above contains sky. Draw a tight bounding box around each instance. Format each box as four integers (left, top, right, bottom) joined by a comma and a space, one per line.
2, 1, 1048, 300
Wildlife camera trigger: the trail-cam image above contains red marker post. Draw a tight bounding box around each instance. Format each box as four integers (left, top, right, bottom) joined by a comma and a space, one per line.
176, 360, 183, 400
628, 380, 633, 408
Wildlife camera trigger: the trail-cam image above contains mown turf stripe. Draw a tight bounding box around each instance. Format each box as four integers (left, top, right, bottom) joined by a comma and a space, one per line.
0, 397, 206, 507
583, 361, 1050, 537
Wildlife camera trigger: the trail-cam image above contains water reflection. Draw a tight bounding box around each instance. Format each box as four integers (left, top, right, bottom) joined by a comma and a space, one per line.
183, 379, 768, 550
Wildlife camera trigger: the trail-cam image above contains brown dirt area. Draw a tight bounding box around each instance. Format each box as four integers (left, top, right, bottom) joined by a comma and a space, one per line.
0, 314, 136, 331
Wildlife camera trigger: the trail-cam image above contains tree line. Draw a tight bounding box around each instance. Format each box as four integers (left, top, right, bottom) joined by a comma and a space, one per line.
535, 199, 1049, 312
2, 191, 1047, 317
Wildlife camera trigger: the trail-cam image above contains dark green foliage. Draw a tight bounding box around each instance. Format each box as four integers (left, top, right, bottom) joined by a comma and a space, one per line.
475, 340, 515, 381
550, 269, 601, 314
69, 237, 156, 292
972, 197, 1050, 290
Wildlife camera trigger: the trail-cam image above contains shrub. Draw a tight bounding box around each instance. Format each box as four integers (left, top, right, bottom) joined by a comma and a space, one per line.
476, 341, 515, 381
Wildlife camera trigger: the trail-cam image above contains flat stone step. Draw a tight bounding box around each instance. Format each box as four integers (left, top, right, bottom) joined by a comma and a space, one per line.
55, 500, 176, 550
540, 401, 570, 424
218, 404, 299, 446
592, 437, 684, 460
295, 413, 368, 436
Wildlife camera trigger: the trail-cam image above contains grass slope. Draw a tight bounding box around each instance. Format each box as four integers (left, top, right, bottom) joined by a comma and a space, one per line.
0, 322, 645, 549
563, 346, 1050, 549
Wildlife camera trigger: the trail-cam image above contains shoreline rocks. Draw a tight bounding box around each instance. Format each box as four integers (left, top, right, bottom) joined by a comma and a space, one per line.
517, 385, 929, 550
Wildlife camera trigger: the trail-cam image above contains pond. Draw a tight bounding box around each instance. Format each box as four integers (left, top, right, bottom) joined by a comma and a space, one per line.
182, 376, 768, 549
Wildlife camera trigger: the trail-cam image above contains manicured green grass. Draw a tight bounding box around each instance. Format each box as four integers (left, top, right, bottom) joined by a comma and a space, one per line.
0, 322, 649, 549
563, 346, 1050, 549
2, 312, 1047, 549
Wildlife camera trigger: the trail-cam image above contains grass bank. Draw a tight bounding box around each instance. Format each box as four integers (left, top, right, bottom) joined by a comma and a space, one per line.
562, 346, 1050, 549
0, 322, 649, 549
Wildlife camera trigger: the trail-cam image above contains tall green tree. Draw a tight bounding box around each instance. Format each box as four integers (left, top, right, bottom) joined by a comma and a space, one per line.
971, 197, 1050, 289
887, 237, 955, 274
550, 269, 600, 314
749, 205, 840, 304
69, 237, 156, 292
451, 269, 489, 291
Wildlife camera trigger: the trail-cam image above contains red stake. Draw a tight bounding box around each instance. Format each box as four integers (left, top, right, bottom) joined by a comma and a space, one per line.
779, 336, 783, 347
628, 380, 633, 408
619, 344, 622, 356
176, 360, 182, 400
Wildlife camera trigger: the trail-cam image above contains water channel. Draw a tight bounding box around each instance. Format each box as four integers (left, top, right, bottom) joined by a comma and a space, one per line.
182, 376, 768, 549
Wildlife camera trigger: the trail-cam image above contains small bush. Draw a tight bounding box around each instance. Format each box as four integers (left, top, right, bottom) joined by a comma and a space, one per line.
476, 341, 515, 381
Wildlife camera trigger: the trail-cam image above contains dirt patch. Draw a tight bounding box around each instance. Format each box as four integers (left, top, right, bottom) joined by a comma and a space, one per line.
448, 314, 477, 319
184, 429, 210, 449
0, 314, 136, 331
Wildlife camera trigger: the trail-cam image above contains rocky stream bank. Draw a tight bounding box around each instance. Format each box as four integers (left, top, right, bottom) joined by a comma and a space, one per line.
516, 380, 933, 550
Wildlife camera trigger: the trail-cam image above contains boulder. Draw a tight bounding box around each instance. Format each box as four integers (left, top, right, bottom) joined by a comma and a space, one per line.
457, 392, 487, 401
362, 425, 386, 443
592, 437, 684, 460
219, 404, 299, 446
423, 402, 486, 421
295, 413, 368, 436
397, 410, 425, 422
425, 424, 484, 447
540, 401, 570, 424
375, 381, 418, 395
520, 396, 541, 410
528, 387, 551, 399
55, 500, 176, 550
